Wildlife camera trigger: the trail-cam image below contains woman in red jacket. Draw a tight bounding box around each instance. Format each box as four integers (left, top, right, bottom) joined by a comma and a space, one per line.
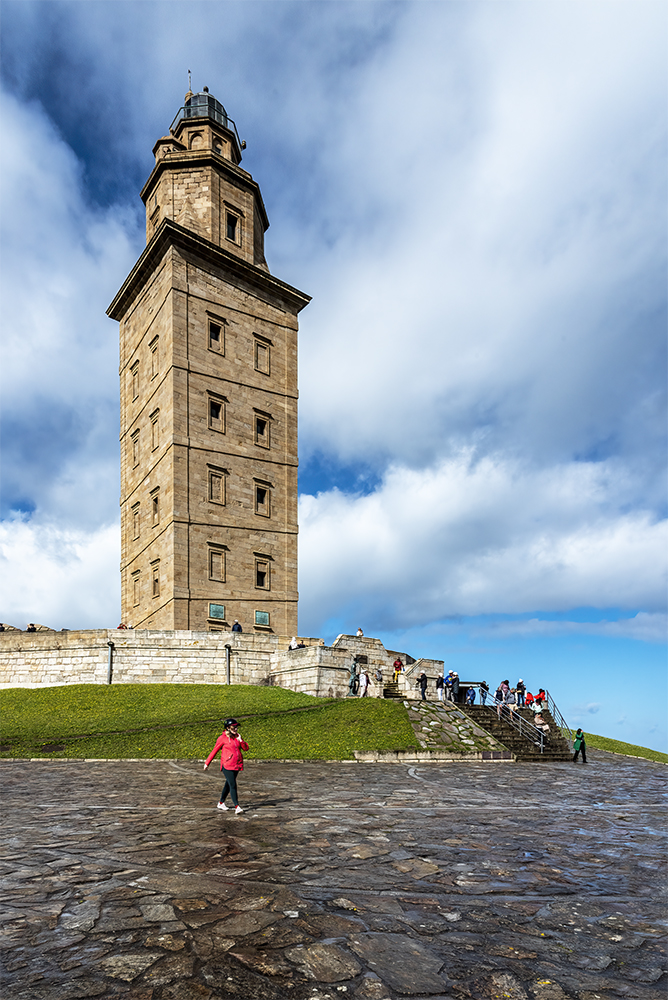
203, 718, 249, 815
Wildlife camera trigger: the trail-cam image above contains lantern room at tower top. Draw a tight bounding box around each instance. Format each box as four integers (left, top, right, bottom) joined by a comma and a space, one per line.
170, 87, 245, 158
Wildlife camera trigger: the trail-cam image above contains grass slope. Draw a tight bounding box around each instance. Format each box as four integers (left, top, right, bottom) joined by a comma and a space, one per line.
0, 684, 417, 760
575, 731, 667, 765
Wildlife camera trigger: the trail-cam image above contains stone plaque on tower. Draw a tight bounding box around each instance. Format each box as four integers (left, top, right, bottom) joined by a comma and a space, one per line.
108, 88, 310, 635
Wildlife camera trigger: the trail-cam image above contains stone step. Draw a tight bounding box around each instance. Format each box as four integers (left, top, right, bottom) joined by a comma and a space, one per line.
462, 705, 572, 762
383, 683, 402, 699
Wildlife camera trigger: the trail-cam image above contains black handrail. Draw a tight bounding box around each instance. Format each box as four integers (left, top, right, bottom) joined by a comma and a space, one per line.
170, 106, 243, 151
544, 689, 572, 744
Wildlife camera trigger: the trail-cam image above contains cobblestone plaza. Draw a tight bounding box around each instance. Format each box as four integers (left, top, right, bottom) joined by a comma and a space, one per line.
1, 751, 665, 999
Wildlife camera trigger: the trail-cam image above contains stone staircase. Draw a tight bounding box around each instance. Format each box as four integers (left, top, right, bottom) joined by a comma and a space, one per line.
383, 681, 402, 698
462, 705, 572, 762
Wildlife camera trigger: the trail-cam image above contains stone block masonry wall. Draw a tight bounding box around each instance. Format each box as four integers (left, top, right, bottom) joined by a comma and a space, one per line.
0, 630, 442, 701
0, 630, 294, 689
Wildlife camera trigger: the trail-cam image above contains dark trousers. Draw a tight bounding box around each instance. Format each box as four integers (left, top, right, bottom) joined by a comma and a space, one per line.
220, 767, 241, 805
517, 693, 525, 706
573, 747, 587, 763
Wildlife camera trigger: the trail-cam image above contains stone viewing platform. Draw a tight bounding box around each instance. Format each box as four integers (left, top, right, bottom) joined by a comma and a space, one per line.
0, 630, 443, 699
0, 751, 664, 999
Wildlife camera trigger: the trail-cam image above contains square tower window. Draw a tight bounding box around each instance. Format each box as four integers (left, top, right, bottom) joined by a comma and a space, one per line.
255, 559, 270, 590
254, 482, 272, 518
150, 488, 160, 525
151, 560, 160, 598
132, 503, 140, 540
208, 466, 227, 505
226, 213, 238, 243
132, 571, 140, 607
131, 430, 140, 468
208, 318, 225, 353
131, 362, 139, 401
149, 337, 159, 379
150, 410, 160, 451
209, 546, 226, 583
255, 610, 270, 627
207, 395, 226, 433
254, 412, 271, 448
254, 337, 271, 376
209, 603, 226, 621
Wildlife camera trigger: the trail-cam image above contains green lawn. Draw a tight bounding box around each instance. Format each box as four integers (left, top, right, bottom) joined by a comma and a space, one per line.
2, 685, 665, 763
0, 684, 417, 760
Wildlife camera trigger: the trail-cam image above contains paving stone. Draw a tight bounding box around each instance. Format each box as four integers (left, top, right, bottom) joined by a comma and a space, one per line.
285, 941, 362, 982
143, 931, 185, 950
98, 950, 162, 980
139, 902, 176, 921
161, 981, 213, 1000
391, 858, 441, 879
230, 946, 295, 976
347, 932, 446, 995
1, 753, 665, 999
355, 976, 392, 999
213, 909, 279, 937
143, 951, 195, 984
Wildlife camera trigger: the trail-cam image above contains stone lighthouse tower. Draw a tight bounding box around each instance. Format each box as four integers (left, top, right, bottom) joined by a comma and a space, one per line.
108, 88, 309, 634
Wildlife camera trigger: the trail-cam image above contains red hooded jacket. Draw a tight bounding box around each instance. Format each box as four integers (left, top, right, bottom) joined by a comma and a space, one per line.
205, 731, 249, 771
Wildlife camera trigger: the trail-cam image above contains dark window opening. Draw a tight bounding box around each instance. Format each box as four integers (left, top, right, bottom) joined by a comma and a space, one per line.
208, 399, 225, 434
226, 215, 238, 241
255, 561, 269, 589
209, 322, 221, 350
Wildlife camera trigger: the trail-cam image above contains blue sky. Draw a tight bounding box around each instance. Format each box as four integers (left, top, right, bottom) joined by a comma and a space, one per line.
0, 2, 666, 750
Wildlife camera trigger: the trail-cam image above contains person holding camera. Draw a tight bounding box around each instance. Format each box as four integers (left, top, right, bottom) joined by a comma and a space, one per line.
203, 718, 249, 815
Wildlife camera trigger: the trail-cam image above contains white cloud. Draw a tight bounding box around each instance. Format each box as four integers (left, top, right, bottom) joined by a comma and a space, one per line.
0, 88, 137, 526
298, 455, 666, 629
476, 612, 667, 644
0, 517, 120, 630
296, 2, 665, 486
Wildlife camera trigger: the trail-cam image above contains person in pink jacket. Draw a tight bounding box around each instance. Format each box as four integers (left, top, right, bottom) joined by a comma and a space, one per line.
203, 717, 249, 815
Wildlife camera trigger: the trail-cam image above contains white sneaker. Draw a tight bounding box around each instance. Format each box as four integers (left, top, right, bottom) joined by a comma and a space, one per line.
235, 806, 244, 815
217, 801, 228, 811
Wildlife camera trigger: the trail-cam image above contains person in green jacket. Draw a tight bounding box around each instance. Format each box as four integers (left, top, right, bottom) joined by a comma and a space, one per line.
573, 728, 587, 763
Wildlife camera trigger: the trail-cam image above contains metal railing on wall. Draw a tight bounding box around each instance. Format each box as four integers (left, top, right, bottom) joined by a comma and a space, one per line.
544, 689, 572, 744
482, 700, 548, 753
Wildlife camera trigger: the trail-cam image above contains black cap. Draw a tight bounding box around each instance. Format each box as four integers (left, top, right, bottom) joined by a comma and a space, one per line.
224, 718, 239, 728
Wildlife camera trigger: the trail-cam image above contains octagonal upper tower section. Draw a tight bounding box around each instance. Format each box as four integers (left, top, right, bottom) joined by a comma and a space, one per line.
140, 88, 269, 270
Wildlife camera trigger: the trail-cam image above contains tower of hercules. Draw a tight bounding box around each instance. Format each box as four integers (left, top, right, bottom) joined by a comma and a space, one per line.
108, 88, 310, 635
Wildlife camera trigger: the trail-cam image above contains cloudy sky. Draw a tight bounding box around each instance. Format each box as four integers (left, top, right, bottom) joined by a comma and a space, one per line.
0, 1, 665, 750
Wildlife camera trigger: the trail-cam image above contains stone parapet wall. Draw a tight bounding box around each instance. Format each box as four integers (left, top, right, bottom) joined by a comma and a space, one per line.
0, 630, 300, 689
0, 630, 443, 699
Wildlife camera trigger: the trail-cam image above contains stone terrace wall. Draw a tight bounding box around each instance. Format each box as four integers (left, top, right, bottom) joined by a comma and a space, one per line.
0, 630, 296, 689
271, 644, 369, 699
0, 630, 444, 698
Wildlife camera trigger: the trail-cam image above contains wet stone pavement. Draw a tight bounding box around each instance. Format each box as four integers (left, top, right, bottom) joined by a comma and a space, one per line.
0, 751, 666, 1000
